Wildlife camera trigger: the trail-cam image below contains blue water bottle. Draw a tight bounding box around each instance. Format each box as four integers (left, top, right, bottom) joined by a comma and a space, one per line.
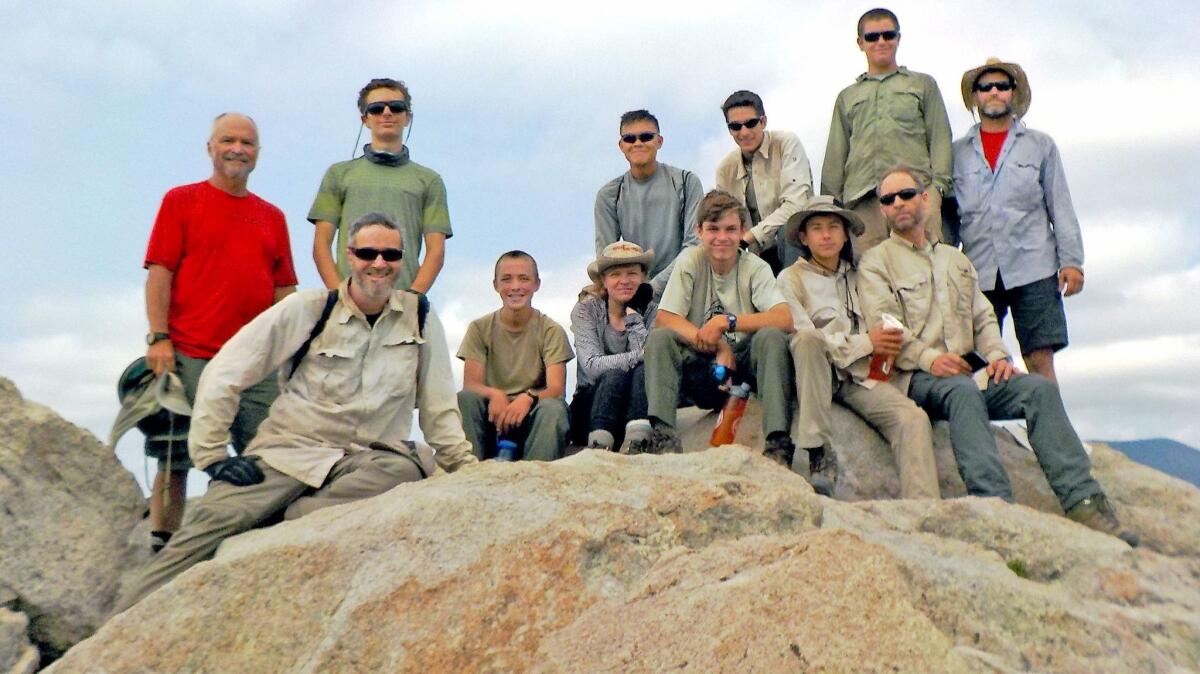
496, 438, 518, 462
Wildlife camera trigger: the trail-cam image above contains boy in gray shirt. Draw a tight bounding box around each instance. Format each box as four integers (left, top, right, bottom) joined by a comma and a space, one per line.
595, 109, 704, 298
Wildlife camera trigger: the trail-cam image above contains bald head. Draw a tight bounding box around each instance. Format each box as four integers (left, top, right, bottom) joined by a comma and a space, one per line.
206, 113, 259, 193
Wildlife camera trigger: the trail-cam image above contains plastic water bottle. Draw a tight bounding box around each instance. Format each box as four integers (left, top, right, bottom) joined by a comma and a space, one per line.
496, 439, 518, 462
711, 370, 752, 446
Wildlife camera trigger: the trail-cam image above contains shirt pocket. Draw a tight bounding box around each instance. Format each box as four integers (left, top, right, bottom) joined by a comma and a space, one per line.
1005, 161, 1043, 205
894, 273, 931, 327
380, 334, 423, 397
887, 91, 923, 131
949, 262, 977, 318
312, 344, 362, 401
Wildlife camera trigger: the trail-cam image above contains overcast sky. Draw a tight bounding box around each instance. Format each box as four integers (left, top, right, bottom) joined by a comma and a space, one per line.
1, 0, 1196, 494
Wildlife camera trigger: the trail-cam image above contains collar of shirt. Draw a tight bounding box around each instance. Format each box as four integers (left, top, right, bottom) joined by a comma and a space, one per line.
888, 230, 935, 254
855, 65, 910, 83
734, 130, 774, 181
797, 257, 851, 278
968, 119, 1027, 150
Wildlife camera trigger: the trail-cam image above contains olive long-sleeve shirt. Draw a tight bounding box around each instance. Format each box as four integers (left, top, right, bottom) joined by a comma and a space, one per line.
821, 67, 953, 206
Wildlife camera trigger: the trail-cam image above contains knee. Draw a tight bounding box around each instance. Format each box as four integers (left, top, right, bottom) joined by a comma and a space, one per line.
942, 376, 986, 408
895, 404, 932, 437
646, 327, 674, 352
755, 327, 788, 352
458, 389, 487, 415
535, 398, 569, 424
1020, 373, 1058, 400
595, 368, 629, 388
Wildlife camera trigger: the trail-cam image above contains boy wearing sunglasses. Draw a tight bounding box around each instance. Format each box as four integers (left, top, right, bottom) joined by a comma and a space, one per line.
310, 77, 452, 294
715, 90, 816, 275
595, 109, 704, 298
952, 59, 1083, 385
857, 167, 1136, 547
821, 8, 953, 253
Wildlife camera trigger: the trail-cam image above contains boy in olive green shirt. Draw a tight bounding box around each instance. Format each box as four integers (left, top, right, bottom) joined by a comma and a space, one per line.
457, 251, 574, 461
310, 77, 452, 293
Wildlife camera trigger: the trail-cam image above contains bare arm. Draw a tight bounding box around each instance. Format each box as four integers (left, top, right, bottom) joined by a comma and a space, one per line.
145, 264, 174, 375
539, 362, 567, 399
410, 232, 447, 293
734, 303, 795, 334
312, 220, 341, 289
654, 309, 700, 346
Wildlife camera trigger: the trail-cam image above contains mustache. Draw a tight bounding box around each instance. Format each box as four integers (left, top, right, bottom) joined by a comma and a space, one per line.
220, 152, 250, 162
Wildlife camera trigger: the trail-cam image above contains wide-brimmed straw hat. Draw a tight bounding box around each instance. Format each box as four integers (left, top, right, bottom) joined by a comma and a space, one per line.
784, 195, 866, 247
587, 241, 655, 281
961, 57, 1031, 119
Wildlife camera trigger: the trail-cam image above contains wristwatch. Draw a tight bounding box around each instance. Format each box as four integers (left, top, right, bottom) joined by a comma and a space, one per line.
724, 313, 738, 333
146, 331, 170, 345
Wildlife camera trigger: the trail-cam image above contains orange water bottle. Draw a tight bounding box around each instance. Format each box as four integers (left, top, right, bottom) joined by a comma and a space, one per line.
711, 372, 752, 446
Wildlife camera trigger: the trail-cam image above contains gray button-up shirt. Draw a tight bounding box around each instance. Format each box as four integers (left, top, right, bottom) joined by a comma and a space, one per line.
952, 121, 1084, 291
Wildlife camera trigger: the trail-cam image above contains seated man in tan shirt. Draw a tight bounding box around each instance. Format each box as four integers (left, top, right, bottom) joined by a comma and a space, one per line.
112, 212, 477, 615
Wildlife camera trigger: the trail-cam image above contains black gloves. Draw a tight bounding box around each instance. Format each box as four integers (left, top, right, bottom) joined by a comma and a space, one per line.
204, 456, 265, 486
627, 283, 654, 314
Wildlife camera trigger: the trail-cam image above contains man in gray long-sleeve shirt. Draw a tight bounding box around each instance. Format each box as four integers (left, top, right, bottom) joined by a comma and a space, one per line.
595, 109, 704, 298
953, 58, 1083, 383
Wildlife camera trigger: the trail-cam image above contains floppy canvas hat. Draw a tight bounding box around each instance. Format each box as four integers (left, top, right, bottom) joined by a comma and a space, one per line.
961, 57, 1031, 119
783, 195, 866, 247
587, 241, 656, 281
109, 357, 191, 447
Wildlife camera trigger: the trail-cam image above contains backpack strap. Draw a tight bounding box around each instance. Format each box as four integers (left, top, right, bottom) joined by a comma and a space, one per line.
405, 290, 430, 336
287, 289, 339, 381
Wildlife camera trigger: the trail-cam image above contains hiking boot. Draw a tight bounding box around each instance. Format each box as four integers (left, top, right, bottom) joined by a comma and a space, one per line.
1067, 494, 1140, 547
586, 430, 615, 452
808, 447, 838, 498
762, 434, 795, 469
645, 427, 682, 455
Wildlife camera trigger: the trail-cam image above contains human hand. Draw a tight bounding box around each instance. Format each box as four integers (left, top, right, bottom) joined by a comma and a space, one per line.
1059, 267, 1084, 297
696, 316, 729, 352
146, 340, 175, 376
986, 358, 1015, 384
930, 353, 972, 378
497, 393, 534, 434
867, 326, 903, 358
204, 456, 265, 486
486, 391, 510, 426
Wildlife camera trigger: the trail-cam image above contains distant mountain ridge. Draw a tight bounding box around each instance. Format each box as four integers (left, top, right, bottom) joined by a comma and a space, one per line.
1104, 438, 1200, 488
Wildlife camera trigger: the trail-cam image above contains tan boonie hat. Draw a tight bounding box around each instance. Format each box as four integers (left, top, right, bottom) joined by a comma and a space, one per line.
784, 195, 866, 247
587, 241, 656, 281
961, 57, 1031, 119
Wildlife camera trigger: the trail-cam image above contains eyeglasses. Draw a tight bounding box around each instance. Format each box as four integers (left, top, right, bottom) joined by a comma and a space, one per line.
879, 188, 920, 206
862, 30, 899, 42
974, 81, 1015, 93
363, 100, 410, 115
349, 247, 404, 262
620, 132, 658, 144
726, 117, 763, 132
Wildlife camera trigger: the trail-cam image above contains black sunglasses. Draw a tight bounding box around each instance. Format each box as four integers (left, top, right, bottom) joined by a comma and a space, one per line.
349, 246, 403, 262
879, 188, 920, 206
862, 30, 899, 42
974, 81, 1015, 93
726, 117, 763, 132
620, 132, 658, 144
363, 100, 410, 115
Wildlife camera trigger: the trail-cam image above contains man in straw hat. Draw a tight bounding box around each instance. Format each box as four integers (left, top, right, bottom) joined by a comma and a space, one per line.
645, 189, 796, 459
953, 58, 1084, 384
777, 196, 939, 499
858, 166, 1137, 546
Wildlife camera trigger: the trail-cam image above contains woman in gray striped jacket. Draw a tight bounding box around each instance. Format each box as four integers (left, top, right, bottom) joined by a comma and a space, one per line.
569, 242, 659, 452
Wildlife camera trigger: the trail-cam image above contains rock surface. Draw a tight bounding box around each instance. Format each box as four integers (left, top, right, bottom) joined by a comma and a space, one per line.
0, 378, 145, 665
50, 440, 1200, 673
0, 607, 37, 674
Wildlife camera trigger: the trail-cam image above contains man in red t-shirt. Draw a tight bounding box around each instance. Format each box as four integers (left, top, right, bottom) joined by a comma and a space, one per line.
141, 112, 297, 550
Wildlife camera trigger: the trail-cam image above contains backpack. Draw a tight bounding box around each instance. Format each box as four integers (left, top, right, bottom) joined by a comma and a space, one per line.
287, 289, 430, 381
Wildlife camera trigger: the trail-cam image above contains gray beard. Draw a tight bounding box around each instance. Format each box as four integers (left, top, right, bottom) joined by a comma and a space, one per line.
980, 103, 1011, 120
